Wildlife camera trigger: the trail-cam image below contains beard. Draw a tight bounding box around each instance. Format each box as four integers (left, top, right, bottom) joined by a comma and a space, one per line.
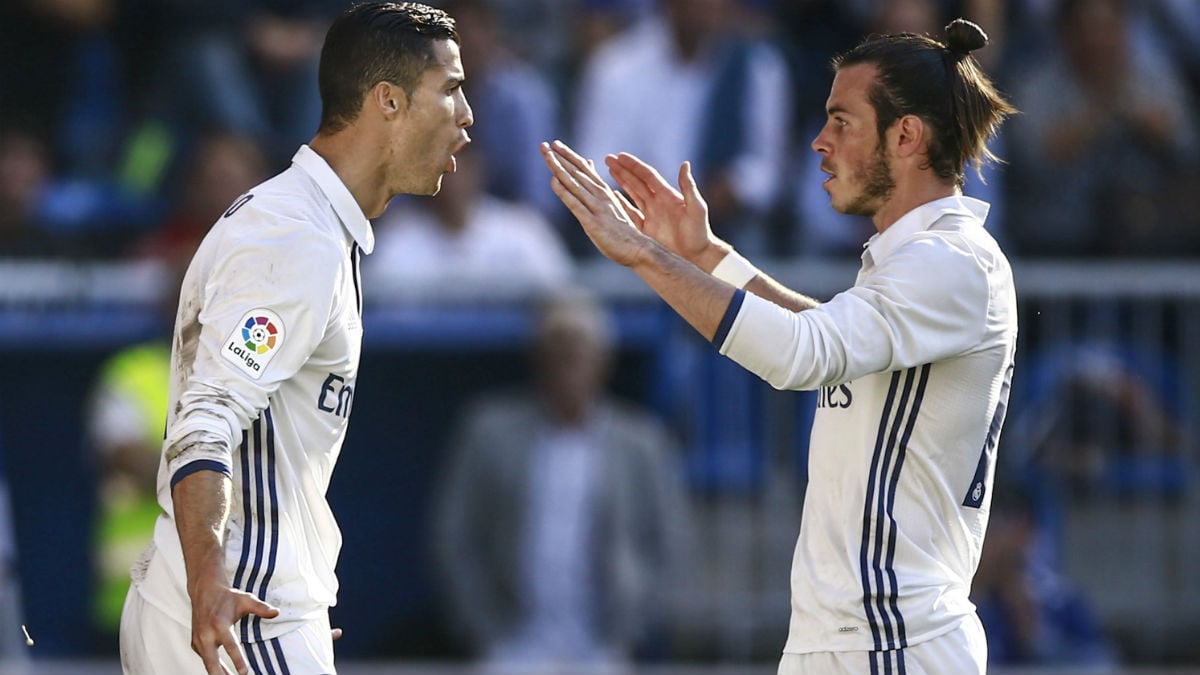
839, 141, 895, 217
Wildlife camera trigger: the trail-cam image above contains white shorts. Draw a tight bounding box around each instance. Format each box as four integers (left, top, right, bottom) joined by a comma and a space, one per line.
778, 615, 987, 675
120, 585, 336, 675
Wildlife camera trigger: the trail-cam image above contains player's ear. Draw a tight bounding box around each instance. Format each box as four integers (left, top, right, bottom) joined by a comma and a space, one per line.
893, 114, 925, 159
371, 81, 408, 120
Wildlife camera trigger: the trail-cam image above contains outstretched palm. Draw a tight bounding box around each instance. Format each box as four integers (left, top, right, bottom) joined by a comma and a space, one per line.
605, 153, 721, 264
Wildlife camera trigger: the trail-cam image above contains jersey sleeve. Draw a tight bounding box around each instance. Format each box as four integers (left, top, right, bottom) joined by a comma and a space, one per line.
164, 211, 340, 484
718, 233, 992, 390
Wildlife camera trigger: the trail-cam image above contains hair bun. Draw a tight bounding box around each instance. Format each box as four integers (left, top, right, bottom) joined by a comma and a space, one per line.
945, 18, 988, 56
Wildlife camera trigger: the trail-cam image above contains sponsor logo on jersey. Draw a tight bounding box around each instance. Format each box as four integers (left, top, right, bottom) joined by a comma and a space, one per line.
817, 382, 853, 409
222, 309, 285, 380
317, 372, 354, 418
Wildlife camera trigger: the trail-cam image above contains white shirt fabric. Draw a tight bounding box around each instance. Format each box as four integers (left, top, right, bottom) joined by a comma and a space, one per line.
132, 145, 372, 643
716, 196, 1017, 654
492, 426, 611, 667
573, 17, 791, 213
367, 195, 573, 299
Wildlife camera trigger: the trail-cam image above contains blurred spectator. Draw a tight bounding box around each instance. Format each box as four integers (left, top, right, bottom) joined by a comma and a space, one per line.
483, 0, 650, 86
0, 0, 123, 176
84, 340, 169, 642
83, 250, 200, 641
1005, 0, 1200, 258
432, 290, 689, 673
365, 145, 573, 300
439, 0, 563, 222
1016, 345, 1192, 501
0, 0, 169, 257
971, 486, 1118, 670
135, 0, 345, 168
572, 0, 792, 256
0, 127, 62, 259
1002, 340, 1193, 521
132, 132, 270, 265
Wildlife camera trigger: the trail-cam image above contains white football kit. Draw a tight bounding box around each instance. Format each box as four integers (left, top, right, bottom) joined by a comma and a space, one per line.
714, 196, 1016, 673
120, 145, 373, 674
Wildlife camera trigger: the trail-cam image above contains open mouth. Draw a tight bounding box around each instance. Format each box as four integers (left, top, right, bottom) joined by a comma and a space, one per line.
446, 138, 471, 174
820, 164, 836, 188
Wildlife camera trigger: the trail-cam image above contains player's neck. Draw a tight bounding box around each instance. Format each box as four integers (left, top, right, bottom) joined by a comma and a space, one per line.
871, 178, 959, 234
308, 132, 391, 219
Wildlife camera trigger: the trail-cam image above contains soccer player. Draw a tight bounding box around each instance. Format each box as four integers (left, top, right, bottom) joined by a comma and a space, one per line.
118, 4, 472, 675
542, 19, 1016, 675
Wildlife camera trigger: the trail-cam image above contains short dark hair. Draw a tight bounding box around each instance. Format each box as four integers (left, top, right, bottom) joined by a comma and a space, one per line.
317, 2, 459, 133
833, 19, 1016, 188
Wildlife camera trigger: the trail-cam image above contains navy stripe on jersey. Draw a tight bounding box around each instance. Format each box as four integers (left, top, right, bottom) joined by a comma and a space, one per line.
232, 427, 254, 596
884, 363, 929, 649
964, 360, 1013, 508
240, 415, 270, 642
860, 371, 902, 649
269, 637, 292, 675
869, 648, 907, 675
871, 368, 916, 650
860, 365, 929, 651
251, 408, 282, 641
242, 637, 290, 675
233, 410, 281, 643
712, 289, 746, 348
245, 639, 264, 674
351, 243, 362, 316
169, 458, 231, 488
256, 639, 278, 675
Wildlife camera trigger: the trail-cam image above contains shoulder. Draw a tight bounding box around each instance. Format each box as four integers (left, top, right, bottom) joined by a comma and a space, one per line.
210, 170, 344, 258
867, 226, 1003, 312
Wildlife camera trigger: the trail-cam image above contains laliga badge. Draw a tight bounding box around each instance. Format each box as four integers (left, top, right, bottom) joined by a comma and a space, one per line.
222, 309, 285, 380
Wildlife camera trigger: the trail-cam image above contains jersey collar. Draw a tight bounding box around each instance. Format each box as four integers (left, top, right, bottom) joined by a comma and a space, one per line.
292, 145, 375, 254
862, 195, 989, 266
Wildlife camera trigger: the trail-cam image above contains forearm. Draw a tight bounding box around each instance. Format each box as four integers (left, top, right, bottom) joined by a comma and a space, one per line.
629, 240, 738, 342
693, 244, 820, 314
173, 469, 233, 596
746, 273, 821, 314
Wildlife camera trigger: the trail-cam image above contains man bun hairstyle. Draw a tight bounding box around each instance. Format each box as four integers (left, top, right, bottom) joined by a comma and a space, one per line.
318, 2, 459, 134
833, 18, 1017, 188
944, 18, 988, 57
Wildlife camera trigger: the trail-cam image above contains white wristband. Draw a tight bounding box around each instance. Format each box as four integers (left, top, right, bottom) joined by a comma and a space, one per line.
710, 250, 759, 289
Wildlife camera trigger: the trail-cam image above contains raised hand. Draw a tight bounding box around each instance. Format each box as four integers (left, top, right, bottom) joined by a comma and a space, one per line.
541, 140, 650, 267
605, 152, 730, 269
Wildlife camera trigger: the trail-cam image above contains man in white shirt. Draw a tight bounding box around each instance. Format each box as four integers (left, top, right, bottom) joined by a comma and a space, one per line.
572, 0, 791, 255
543, 18, 1017, 675
118, 4, 473, 675
367, 145, 572, 299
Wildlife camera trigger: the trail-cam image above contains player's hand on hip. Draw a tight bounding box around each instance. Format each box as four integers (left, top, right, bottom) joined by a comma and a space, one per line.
189, 582, 280, 675
541, 140, 650, 267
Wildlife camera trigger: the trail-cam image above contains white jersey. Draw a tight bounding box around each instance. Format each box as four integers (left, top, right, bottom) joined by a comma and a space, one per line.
133, 145, 373, 643
716, 196, 1016, 654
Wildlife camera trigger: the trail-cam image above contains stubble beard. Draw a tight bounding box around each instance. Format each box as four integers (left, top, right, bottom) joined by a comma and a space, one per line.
839, 141, 895, 218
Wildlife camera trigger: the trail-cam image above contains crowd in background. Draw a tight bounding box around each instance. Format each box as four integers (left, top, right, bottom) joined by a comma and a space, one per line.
2, 0, 1199, 273
2, 0, 1200, 671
